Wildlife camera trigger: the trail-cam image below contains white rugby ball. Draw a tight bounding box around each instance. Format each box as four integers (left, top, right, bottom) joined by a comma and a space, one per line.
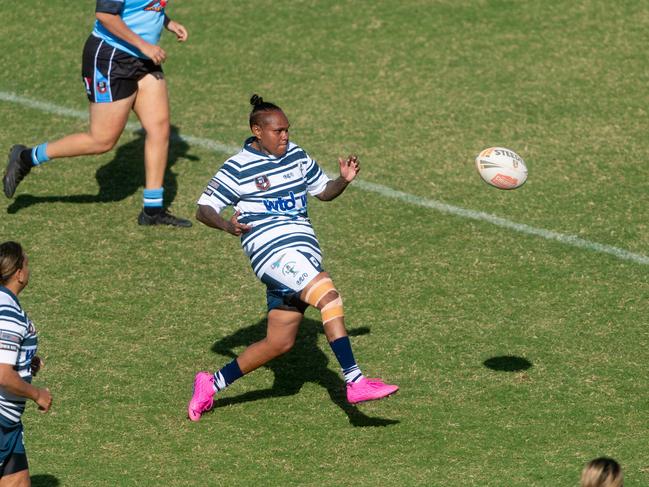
475, 147, 528, 190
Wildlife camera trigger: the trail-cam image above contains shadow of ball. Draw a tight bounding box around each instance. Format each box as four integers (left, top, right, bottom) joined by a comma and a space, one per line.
483, 355, 532, 372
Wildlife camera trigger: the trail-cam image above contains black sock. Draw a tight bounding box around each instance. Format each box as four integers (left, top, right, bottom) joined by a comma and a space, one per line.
143, 206, 163, 216
19, 148, 33, 166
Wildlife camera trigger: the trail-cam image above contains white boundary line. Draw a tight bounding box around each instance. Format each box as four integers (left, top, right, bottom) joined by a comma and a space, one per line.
2, 90, 648, 266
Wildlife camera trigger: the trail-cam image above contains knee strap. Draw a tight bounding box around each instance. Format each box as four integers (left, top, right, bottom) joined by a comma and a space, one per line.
302, 277, 334, 307
321, 296, 344, 324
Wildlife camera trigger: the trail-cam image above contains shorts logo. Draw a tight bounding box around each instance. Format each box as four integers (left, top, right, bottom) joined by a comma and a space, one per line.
271, 253, 286, 270
255, 175, 271, 191
144, 0, 167, 12
97, 81, 108, 94
282, 262, 298, 277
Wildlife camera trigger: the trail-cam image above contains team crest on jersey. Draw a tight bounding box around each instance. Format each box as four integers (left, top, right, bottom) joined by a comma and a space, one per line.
97, 81, 108, 94
255, 175, 271, 191
144, 0, 167, 11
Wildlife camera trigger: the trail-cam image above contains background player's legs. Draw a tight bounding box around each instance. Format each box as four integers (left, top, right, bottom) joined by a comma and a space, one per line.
132, 73, 169, 192
46, 95, 135, 158
132, 74, 190, 227
3, 96, 134, 198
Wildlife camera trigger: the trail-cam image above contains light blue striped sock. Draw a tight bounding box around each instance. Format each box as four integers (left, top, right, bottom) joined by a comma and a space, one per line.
143, 187, 164, 209
31, 143, 50, 165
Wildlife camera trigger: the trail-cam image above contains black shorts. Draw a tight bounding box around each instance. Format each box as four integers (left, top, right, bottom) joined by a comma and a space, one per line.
81, 35, 163, 103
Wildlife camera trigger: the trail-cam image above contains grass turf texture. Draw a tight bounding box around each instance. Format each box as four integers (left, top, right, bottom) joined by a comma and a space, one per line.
2, 0, 649, 485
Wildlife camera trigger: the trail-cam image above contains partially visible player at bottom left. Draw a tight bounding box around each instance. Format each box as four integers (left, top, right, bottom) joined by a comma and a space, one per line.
0, 242, 52, 486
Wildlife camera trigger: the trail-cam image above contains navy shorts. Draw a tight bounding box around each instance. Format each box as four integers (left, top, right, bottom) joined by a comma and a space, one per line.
81, 35, 163, 103
0, 422, 27, 477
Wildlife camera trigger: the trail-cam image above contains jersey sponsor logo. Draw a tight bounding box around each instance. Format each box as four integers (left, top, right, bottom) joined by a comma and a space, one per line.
0, 343, 18, 352
262, 191, 307, 212
144, 0, 167, 11
255, 175, 271, 191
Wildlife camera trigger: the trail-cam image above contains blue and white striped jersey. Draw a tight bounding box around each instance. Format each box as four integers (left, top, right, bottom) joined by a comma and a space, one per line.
92, 0, 167, 58
197, 137, 331, 278
0, 287, 37, 427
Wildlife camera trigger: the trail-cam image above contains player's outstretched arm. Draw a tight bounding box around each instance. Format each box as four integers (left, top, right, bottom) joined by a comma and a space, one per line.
196, 205, 252, 236
315, 155, 360, 201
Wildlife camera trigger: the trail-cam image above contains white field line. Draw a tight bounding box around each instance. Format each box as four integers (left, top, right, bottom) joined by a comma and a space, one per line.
2, 90, 648, 266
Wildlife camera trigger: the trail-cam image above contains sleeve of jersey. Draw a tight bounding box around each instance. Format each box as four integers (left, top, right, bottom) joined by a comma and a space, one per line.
0, 312, 25, 366
196, 165, 241, 214
303, 153, 331, 196
96, 0, 124, 15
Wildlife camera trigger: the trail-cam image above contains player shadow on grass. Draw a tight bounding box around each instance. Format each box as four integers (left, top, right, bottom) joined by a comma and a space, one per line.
30, 474, 60, 487
209, 317, 400, 428
7, 125, 198, 214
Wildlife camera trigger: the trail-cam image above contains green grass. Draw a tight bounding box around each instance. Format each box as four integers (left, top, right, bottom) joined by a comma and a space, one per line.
2, 0, 649, 485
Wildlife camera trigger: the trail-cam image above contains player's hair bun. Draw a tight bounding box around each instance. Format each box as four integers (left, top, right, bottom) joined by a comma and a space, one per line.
250, 94, 264, 107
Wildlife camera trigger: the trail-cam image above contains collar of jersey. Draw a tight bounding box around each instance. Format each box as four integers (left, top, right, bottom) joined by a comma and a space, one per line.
0, 286, 20, 307
243, 136, 288, 160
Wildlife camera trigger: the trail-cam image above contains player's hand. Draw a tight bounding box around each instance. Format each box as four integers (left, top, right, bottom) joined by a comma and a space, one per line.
227, 211, 252, 236
31, 356, 44, 377
141, 43, 167, 64
35, 387, 52, 413
167, 20, 188, 42
338, 155, 360, 182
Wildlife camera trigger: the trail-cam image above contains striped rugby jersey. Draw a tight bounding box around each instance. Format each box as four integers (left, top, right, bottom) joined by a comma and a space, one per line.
0, 287, 37, 426
197, 137, 331, 278
93, 0, 167, 58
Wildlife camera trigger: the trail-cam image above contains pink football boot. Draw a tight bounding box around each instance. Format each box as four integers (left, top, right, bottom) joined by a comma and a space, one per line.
188, 372, 215, 421
346, 377, 399, 404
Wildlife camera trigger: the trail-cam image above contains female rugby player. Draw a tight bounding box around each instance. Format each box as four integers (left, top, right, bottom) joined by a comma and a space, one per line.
187, 95, 398, 421
4, 0, 191, 227
0, 242, 52, 486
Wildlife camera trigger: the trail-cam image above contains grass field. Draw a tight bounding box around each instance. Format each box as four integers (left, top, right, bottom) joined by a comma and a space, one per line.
2, 0, 649, 485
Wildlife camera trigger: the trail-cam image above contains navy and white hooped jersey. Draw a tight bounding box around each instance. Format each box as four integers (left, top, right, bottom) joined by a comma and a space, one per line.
92, 0, 167, 58
0, 287, 37, 427
197, 137, 332, 278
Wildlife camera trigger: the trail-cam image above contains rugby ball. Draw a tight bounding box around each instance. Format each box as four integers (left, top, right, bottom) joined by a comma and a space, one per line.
475, 147, 527, 190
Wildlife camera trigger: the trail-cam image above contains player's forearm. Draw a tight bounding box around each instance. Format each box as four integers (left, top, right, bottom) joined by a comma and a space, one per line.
0, 365, 39, 402
317, 177, 350, 201
196, 205, 232, 233
96, 12, 150, 52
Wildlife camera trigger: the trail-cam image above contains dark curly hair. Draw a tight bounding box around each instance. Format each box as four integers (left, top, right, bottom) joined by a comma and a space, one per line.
249, 94, 282, 128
